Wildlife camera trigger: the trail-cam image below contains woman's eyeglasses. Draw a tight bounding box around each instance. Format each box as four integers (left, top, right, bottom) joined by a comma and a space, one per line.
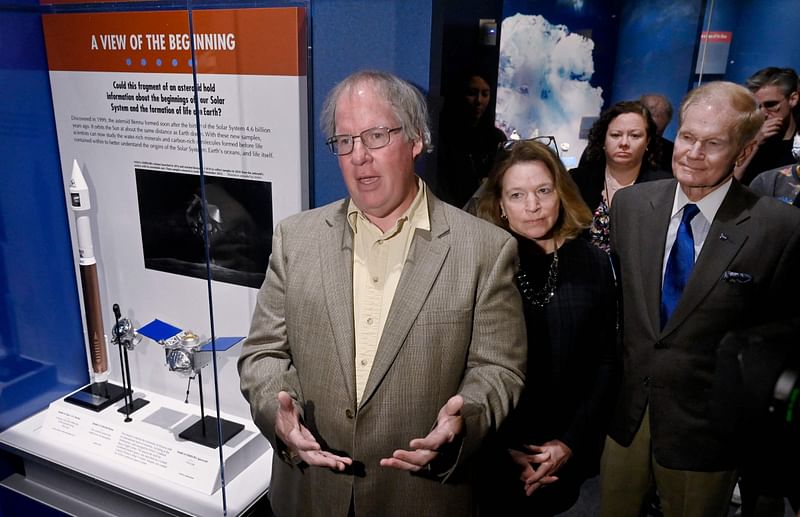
499, 135, 560, 156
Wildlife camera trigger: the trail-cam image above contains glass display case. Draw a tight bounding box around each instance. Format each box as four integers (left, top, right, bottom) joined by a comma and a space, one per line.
0, 1, 309, 515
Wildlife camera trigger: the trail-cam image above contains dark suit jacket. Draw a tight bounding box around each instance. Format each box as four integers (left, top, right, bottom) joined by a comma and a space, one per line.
609, 178, 800, 471
238, 191, 527, 516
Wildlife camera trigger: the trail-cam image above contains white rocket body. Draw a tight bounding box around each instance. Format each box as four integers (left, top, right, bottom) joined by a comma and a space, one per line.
69, 159, 109, 381
69, 159, 96, 266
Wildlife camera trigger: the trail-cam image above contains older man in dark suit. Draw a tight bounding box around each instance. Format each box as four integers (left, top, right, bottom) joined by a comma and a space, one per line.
238, 70, 527, 516
600, 81, 800, 517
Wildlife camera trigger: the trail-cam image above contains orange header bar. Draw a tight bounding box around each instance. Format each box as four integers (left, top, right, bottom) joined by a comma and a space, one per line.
42, 7, 307, 76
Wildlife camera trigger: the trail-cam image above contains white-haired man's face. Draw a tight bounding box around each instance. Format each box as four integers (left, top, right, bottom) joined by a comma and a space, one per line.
673, 100, 748, 201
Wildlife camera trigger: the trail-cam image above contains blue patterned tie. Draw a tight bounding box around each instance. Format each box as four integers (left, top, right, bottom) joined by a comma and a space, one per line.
661, 204, 700, 329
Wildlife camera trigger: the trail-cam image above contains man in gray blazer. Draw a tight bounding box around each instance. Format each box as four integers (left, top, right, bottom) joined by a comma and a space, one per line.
600, 81, 800, 517
238, 70, 527, 516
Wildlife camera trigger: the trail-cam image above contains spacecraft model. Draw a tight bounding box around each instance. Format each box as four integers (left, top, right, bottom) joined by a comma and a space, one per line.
137, 318, 244, 448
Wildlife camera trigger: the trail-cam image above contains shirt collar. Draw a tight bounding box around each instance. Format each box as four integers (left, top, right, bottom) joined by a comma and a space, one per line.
346, 177, 430, 235
671, 177, 733, 223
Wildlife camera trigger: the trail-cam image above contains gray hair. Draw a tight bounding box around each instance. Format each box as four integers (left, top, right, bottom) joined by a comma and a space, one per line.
320, 70, 433, 155
680, 81, 764, 150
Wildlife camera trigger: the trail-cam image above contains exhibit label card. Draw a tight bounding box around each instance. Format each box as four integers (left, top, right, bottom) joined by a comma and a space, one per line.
42, 397, 225, 494
41, 394, 268, 495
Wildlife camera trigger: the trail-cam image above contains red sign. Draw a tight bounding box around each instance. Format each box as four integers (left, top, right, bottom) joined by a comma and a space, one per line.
700, 31, 732, 42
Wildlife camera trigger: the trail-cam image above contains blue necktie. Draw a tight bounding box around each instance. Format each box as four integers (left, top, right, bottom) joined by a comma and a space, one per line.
661, 204, 700, 329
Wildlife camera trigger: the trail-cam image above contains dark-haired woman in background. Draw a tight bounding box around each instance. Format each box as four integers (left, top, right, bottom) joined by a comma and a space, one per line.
476, 140, 619, 516
437, 72, 507, 208
571, 100, 671, 252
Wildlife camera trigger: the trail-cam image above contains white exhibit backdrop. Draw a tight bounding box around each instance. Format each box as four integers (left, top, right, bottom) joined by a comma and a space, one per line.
43, 7, 308, 420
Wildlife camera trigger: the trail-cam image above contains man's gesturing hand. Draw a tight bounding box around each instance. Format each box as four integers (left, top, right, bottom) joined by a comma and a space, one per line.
275, 391, 352, 471
379, 395, 465, 471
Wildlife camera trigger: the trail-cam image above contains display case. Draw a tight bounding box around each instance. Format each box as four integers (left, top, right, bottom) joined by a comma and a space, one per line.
0, 1, 309, 515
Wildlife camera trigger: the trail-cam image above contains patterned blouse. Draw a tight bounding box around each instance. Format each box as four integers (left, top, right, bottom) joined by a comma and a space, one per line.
589, 198, 611, 254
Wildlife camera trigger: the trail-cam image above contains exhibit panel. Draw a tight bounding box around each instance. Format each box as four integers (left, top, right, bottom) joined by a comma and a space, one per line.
0, 1, 310, 515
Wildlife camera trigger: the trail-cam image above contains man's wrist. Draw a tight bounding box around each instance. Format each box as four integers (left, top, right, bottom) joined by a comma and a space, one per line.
280, 448, 303, 465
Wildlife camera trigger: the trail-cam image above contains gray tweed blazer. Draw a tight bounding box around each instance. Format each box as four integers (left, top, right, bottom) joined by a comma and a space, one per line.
239, 191, 527, 516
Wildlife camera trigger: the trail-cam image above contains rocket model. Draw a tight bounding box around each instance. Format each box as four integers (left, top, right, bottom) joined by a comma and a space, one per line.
69, 160, 109, 381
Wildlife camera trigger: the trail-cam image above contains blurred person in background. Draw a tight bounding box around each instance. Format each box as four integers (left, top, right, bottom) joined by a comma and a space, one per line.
640, 93, 675, 172
437, 71, 507, 208
736, 67, 799, 184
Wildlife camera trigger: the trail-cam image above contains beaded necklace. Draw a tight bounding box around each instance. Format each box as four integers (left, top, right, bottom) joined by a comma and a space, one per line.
515, 239, 559, 307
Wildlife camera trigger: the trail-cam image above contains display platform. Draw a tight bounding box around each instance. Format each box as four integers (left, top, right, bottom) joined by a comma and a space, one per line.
0, 388, 272, 516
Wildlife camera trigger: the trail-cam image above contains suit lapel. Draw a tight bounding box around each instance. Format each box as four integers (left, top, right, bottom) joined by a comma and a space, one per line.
641, 183, 676, 336
661, 182, 750, 335
358, 197, 451, 408
320, 201, 357, 405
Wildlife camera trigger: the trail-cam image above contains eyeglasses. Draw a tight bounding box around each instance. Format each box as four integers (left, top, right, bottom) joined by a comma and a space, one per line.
326, 126, 403, 156
499, 135, 560, 156
758, 99, 784, 112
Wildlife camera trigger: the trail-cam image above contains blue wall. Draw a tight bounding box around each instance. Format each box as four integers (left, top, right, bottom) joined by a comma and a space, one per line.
310, 0, 434, 207
610, 0, 705, 140
710, 0, 800, 84
0, 4, 89, 430
611, 0, 800, 141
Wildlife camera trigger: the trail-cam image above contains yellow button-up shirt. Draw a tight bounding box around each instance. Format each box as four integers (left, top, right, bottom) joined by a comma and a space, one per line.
347, 179, 430, 404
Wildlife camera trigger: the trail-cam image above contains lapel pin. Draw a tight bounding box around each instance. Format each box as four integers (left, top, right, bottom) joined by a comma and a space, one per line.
719, 232, 728, 241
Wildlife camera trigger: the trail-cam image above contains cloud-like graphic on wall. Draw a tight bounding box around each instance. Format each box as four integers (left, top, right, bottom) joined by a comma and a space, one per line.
496, 13, 603, 162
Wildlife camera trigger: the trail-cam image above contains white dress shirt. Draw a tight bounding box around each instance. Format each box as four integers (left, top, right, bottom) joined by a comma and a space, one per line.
661, 178, 733, 286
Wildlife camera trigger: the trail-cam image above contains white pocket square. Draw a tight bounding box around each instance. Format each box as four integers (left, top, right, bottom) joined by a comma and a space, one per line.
722, 271, 752, 284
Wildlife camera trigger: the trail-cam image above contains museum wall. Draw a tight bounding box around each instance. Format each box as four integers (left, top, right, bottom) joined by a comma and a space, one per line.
609, 0, 704, 140
310, 0, 435, 207
0, 5, 89, 420
710, 0, 800, 83
613, 0, 800, 141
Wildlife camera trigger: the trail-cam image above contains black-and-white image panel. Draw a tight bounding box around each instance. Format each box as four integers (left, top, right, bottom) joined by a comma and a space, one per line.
135, 168, 272, 288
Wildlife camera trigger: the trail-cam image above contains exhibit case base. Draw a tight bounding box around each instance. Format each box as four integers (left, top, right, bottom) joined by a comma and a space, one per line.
0, 388, 272, 516
179, 415, 245, 449
64, 381, 128, 412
